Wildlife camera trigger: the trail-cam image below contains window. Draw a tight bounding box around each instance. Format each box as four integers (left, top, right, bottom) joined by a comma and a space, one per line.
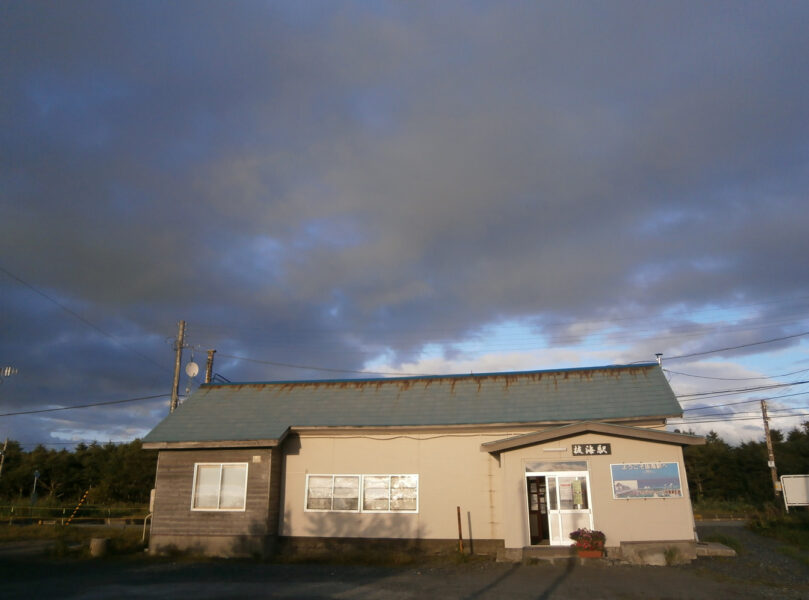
191, 463, 248, 511
305, 474, 418, 513
306, 475, 360, 511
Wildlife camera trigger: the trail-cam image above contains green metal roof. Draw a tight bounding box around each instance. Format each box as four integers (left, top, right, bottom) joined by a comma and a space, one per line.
143, 363, 682, 444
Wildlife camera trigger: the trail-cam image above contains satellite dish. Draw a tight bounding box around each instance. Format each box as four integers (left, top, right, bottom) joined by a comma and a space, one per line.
185, 361, 200, 378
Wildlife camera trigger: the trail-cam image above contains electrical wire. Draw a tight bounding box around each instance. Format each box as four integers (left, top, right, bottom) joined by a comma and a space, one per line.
675, 380, 809, 402
664, 366, 809, 381
660, 330, 809, 362
0, 265, 169, 376
681, 390, 809, 412
668, 412, 809, 425
0, 393, 169, 417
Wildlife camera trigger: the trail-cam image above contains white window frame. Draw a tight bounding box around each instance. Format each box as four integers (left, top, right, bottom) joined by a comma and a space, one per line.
304, 474, 419, 514
190, 462, 248, 511
304, 474, 361, 513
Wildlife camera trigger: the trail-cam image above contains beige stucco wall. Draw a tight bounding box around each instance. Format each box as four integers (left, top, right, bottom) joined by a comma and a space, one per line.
280, 431, 511, 542
500, 434, 696, 548
279, 426, 696, 551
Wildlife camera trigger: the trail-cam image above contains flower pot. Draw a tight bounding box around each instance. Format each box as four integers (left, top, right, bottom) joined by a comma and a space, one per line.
576, 549, 603, 558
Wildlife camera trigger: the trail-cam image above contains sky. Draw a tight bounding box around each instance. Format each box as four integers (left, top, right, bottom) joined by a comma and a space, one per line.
1, 1, 808, 449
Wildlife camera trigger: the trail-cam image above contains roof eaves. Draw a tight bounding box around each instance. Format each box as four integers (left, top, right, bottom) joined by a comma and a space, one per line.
481, 421, 705, 453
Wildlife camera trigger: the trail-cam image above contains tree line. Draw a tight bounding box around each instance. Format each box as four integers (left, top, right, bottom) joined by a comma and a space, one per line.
0, 422, 806, 508
0, 440, 156, 505
682, 421, 809, 506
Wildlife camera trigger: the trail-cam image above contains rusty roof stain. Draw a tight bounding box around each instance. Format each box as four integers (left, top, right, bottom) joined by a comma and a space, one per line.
144, 363, 678, 444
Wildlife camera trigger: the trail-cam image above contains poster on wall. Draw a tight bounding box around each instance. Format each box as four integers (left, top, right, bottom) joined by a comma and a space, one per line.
610, 462, 683, 499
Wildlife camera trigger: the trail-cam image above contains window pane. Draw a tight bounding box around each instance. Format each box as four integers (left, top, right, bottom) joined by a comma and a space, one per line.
193, 465, 220, 509
307, 476, 333, 510
558, 477, 588, 510
573, 477, 588, 509
333, 476, 359, 511
391, 492, 417, 511
307, 497, 332, 510
390, 476, 418, 511
220, 465, 247, 509
363, 476, 390, 511
547, 477, 558, 510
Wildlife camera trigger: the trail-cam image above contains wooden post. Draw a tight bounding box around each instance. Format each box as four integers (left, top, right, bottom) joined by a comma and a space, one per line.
0, 438, 7, 482
170, 320, 186, 413
205, 349, 216, 384
761, 400, 781, 498
457, 506, 464, 553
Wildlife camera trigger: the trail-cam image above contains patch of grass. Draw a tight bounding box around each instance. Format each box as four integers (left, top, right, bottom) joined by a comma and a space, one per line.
692, 499, 758, 519
777, 545, 809, 568
664, 546, 682, 565
0, 523, 146, 557
748, 509, 809, 551
701, 533, 744, 555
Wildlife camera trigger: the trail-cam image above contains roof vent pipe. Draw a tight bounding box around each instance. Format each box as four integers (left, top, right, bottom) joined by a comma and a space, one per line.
655, 353, 663, 365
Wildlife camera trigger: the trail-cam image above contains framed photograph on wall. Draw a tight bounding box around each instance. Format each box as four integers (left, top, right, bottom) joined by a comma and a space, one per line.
610, 462, 683, 499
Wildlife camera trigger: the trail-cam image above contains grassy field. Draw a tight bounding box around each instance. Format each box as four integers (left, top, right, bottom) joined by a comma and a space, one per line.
692, 499, 761, 519
0, 523, 146, 557
747, 508, 809, 565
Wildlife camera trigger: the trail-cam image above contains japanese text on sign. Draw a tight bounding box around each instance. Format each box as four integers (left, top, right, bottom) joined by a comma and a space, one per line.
572, 443, 611, 456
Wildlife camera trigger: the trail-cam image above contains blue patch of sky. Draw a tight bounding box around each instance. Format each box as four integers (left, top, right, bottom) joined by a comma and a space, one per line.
636, 208, 692, 236
451, 320, 547, 355
726, 340, 809, 380
659, 303, 755, 326
25, 72, 128, 148
220, 235, 285, 288
294, 218, 365, 250
349, 87, 402, 136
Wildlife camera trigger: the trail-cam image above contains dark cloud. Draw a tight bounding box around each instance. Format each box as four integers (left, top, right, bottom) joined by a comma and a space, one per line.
2, 2, 808, 446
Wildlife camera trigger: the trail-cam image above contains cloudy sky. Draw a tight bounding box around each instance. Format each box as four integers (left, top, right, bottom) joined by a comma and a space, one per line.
2, 1, 808, 448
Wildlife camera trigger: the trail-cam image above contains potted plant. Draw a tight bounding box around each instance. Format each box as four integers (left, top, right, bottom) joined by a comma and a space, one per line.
569, 528, 606, 558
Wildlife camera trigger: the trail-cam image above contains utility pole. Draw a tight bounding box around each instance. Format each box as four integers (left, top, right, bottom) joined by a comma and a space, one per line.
170, 320, 186, 413
0, 438, 7, 482
761, 400, 781, 499
205, 349, 216, 384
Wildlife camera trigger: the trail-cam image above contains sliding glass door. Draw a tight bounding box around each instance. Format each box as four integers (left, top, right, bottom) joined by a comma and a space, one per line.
526, 468, 592, 545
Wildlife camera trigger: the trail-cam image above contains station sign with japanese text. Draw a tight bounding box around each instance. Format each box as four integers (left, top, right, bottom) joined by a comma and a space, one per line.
572, 443, 611, 456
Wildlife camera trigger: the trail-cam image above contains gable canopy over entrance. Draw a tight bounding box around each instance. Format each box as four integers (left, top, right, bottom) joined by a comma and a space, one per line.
481, 421, 705, 454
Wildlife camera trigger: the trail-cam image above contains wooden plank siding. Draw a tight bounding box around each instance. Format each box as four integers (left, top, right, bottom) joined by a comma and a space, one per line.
150, 448, 277, 550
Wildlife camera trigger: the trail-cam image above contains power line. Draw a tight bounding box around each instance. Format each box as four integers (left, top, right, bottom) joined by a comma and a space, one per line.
683, 398, 762, 412
0, 264, 169, 376
681, 390, 809, 411
676, 380, 809, 402
662, 330, 809, 362
674, 406, 808, 421
668, 412, 809, 425
665, 366, 809, 381
0, 393, 168, 417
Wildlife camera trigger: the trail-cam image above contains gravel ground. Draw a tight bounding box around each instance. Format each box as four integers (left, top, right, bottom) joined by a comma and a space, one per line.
692, 521, 809, 595
0, 522, 807, 599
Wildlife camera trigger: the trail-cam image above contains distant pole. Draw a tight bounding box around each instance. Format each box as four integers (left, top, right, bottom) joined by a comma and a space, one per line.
0, 438, 7, 482
170, 320, 186, 413
205, 349, 216, 384
456, 506, 464, 553
761, 400, 781, 498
